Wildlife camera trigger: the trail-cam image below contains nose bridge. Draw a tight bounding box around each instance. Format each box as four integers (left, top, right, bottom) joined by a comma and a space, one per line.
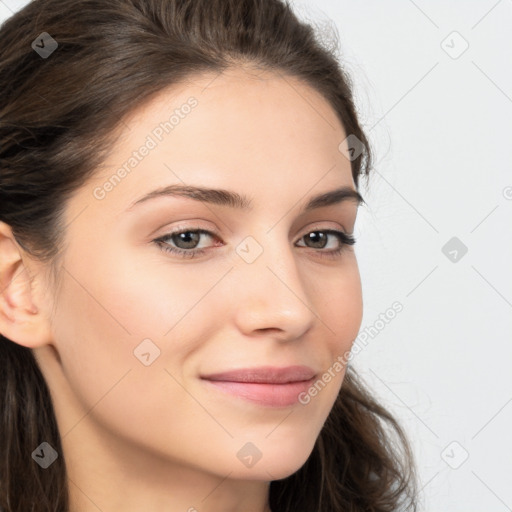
231, 228, 316, 338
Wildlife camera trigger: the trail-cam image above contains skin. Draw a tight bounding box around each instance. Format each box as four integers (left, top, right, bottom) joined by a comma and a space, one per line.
0, 66, 363, 512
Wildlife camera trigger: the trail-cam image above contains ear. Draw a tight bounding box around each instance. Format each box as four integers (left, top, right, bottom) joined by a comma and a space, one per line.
0, 221, 53, 348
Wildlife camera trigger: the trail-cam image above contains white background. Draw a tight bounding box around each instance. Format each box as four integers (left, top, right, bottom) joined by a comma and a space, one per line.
1, 0, 511, 510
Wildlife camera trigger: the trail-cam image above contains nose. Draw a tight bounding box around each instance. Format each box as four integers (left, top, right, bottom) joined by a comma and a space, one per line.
231, 234, 317, 341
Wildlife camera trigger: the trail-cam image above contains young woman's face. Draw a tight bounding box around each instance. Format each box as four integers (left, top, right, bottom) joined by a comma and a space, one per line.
38, 67, 363, 483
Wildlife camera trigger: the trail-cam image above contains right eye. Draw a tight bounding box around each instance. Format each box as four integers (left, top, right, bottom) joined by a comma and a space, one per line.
153, 228, 220, 259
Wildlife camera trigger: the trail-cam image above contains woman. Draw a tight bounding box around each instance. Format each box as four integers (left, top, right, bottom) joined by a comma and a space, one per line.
0, 0, 419, 510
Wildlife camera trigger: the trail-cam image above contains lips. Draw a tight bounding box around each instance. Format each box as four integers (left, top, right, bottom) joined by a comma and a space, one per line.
200, 365, 317, 407
201, 365, 316, 384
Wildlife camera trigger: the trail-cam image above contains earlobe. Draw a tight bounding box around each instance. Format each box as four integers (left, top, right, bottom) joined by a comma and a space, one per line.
0, 221, 53, 348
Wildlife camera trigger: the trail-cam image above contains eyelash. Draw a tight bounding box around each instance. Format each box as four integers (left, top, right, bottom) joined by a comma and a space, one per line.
153, 227, 356, 260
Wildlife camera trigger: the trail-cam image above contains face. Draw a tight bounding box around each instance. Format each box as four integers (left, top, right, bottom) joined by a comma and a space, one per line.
37, 67, 363, 482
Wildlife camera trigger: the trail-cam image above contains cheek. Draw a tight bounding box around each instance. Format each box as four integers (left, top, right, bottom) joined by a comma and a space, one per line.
50, 257, 212, 453
93, 242, 233, 339
50, 239, 227, 408
318, 256, 363, 351
313, 258, 362, 399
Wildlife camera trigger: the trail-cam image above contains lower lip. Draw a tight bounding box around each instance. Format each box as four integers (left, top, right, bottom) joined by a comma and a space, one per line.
202, 378, 315, 407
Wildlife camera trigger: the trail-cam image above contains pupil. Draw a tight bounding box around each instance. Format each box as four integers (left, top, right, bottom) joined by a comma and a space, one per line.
308, 232, 326, 248
176, 232, 199, 248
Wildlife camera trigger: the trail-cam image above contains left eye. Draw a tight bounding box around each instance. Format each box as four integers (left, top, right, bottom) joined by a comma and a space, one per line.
153, 227, 356, 260
296, 230, 355, 250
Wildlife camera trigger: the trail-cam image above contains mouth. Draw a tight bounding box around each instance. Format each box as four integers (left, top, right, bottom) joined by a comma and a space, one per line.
200, 365, 317, 407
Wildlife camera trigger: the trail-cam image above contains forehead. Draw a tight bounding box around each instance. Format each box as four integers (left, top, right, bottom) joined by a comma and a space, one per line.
120, 66, 347, 153
72, 67, 355, 221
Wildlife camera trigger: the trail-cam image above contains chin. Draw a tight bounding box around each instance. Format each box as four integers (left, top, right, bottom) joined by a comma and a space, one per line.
228, 440, 316, 482
268, 450, 314, 479
234, 456, 311, 482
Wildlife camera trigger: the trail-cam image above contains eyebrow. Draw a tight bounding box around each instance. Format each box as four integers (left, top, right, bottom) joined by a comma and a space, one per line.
125, 184, 364, 212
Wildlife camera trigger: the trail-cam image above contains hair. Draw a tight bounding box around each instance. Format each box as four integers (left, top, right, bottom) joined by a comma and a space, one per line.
0, 0, 419, 510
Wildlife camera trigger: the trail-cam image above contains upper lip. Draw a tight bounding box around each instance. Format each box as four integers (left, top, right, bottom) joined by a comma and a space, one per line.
200, 365, 316, 384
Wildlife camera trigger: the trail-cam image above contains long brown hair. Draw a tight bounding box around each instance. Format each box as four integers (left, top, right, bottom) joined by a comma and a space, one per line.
0, 0, 419, 510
